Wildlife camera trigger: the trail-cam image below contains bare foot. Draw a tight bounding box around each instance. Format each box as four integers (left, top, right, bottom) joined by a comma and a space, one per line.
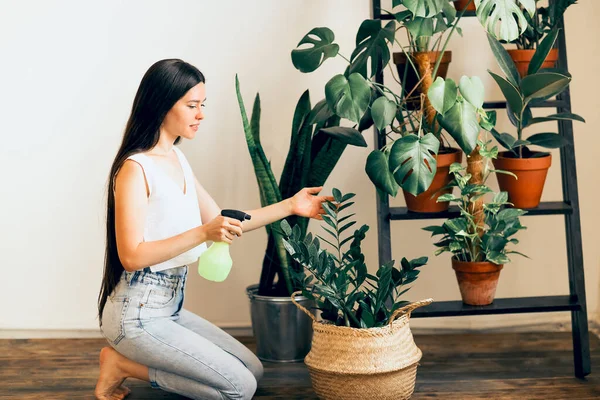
95, 347, 131, 400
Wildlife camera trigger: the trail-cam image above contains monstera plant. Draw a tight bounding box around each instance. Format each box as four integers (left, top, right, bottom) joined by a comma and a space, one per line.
290, 0, 535, 204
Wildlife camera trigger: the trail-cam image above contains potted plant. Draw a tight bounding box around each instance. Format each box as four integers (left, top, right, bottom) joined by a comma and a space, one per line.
454, 0, 476, 12
423, 137, 527, 305
280, 189, 432, 400
291, 1, 533, 213
235, 76, 368, 362
486, 33, 585, 208
506, 0, 578, 77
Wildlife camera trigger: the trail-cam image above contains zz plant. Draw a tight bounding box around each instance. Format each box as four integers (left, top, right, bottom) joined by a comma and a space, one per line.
280, 189, 428, 328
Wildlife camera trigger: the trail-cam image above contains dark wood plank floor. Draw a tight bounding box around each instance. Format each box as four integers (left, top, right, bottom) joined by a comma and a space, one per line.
1, 332, 600, 399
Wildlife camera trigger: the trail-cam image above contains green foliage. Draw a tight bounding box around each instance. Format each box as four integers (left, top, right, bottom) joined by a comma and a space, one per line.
281, 189, 428, 328
486, 33, 584, 158
423, 138, 527, 263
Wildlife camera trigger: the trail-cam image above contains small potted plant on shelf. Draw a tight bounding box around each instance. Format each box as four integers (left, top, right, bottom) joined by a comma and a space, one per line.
486, 33, 585, 208
280, 188, 432, 400
423, 136, 528, 306
235, 76, 368, 362
506, 0, 578, 77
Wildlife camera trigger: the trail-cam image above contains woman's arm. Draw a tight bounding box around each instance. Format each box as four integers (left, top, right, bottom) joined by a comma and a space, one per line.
115, 161, 242, 272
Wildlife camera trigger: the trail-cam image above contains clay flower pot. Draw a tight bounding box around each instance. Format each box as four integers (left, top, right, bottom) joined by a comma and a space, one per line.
452, 258, 504, 306
453, 0, 476, 11
403, 148, 462, 213
507, 48, 559, 78
492, 151, 552, 209
393, 51, 452, 110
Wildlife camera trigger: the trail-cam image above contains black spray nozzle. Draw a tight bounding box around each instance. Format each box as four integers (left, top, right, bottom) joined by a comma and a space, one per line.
221, 209, 251, 222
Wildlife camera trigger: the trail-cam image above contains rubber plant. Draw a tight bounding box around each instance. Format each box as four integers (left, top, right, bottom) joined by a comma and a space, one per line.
235, 76, 368, 296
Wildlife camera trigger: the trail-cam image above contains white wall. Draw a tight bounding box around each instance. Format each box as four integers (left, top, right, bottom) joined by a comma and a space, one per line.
0, 0, 598, 334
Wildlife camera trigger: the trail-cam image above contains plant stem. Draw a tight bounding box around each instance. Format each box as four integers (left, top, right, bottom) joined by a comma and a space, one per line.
431, 2, 469, 79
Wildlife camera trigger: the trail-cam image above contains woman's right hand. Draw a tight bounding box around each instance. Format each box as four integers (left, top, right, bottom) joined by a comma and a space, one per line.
200, 216, 243, 244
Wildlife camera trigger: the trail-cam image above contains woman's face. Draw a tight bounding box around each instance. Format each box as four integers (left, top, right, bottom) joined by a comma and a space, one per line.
161, 82, 206, 140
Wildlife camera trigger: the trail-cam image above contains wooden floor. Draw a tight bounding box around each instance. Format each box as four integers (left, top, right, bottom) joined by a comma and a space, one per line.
2, 332, 600, 399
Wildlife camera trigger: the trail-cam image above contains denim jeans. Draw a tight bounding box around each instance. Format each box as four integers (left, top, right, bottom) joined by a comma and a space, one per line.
100, 266, 263, 400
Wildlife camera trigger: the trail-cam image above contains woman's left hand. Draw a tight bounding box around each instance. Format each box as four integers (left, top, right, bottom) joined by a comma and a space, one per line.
289, 187, 334, 219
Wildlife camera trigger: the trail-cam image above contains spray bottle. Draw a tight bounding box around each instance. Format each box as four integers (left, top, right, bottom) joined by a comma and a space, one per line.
197, 209, 251, 282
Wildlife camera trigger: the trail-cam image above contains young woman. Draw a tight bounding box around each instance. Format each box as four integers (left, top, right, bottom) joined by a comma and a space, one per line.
96, 59, 331, 400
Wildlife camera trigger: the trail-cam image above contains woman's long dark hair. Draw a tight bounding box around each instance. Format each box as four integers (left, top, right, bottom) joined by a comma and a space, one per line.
98, 59, 205, 323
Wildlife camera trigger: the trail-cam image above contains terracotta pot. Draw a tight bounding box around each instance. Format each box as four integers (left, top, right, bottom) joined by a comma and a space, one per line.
453, 0, 476, 11
507, 48, 559, 78
452, 258, 504, 306
403, 148, 462, 213
393, 51, 452, 109
492, 151, 552, 209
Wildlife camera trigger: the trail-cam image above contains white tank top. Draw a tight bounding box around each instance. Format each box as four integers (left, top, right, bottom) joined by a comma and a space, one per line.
125, 147, 206, 272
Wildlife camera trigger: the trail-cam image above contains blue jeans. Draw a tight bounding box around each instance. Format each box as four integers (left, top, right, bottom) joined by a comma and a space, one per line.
100, 266, 263, 400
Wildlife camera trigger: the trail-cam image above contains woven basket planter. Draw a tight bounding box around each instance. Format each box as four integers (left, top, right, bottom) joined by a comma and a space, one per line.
292, 293, 432, 400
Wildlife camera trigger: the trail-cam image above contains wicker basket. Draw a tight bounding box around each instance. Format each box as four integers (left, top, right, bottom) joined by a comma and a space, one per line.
291, 293, 432, 400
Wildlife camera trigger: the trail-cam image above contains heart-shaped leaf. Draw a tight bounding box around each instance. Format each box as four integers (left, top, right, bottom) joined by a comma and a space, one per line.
437, 100, 480, 154
528, 27, 560, 76
371, 97, 397, 131
521, 71, 571, 104
526, 132, 569, 148
428, 77, 457, 115
349, 20, 395, 78
476, 0, 536, 42
405, 17, 434, 39
388, 133, 440, 196
325, 73, 371, 123
459, 76, 485, 109
489, 70, 523, 116
292, 28, 339, 73
319, 126, 367, 147
404, 0, 448, 18
365, 150, 399, 196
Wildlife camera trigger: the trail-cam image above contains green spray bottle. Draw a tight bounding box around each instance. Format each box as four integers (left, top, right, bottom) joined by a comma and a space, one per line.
197, 209, 251, 282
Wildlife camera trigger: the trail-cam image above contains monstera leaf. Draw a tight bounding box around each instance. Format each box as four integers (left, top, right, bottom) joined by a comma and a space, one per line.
325, 73, 371, 123
388, 133, 440, 196
365, 150, 399, 196
348, 19, 395, 78
401, 0, 448, 18
476, 0, 536, 42
292, 27, 339, 73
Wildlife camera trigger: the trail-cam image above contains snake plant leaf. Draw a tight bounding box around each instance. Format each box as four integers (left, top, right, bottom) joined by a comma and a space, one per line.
521, 71, 571, 104
476, 0, 536, 42
528, 27, 560, 76
235, 75, 281, 206
280, 90, 313, 199
405, 17, 434, 39
291, 27, 339, 73
349, 20, 395, 78
436, 99, 480, 155
526, 112, 585, 127
371, 97, 397, 131
527, 132, 569, 149
459, 76, 485, 109
365, 150, 399, 197
319, 127, 367, 147
489, 71, 523, 117
307, 131, 347, 189
404, 0, 448, 18
325, 73, 371, 123
389, 133, 440, 196
486, 33, 521, 87
428, 77, 457, 115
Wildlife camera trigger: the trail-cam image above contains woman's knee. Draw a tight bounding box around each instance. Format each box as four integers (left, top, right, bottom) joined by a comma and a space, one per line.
224, 368, 257, 400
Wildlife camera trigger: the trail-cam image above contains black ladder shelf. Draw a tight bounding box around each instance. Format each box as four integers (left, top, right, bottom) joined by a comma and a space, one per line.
371, 0, 590, 378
